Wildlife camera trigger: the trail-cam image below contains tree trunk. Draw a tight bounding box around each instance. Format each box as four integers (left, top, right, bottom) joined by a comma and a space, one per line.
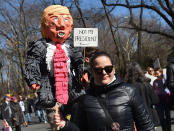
7, 64, 10, 94
138, 0, 144, 65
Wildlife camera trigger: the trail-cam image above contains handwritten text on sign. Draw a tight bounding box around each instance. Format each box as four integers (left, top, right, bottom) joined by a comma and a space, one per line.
74, 28, 98, 47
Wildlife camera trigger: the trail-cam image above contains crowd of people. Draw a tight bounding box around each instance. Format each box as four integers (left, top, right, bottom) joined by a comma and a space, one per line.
0, 94, 48, 131
1, 52, 173, 131
80, 48, 173, 131
53, 52, 173, 131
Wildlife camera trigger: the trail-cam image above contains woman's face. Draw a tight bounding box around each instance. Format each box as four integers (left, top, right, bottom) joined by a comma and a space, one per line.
155, 70, 162, 80
148, 68, 155, 76
92, 56, 115, 86
14, 99, 18, 103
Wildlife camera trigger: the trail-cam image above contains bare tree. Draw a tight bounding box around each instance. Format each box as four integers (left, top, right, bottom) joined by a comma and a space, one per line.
102, 0, 174, 40
101, 0, 127, 74
74, 0, 87, 28
0, 0, 173, 97
0, 0, 43, 95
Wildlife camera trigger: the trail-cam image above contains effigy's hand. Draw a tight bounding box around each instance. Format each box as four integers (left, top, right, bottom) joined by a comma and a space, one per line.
31, 83, 40, 91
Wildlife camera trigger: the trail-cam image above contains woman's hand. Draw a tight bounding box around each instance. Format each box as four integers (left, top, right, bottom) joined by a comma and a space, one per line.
54, 112, 66, 129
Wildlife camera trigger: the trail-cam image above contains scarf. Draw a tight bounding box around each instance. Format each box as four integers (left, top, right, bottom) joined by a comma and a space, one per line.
53, 44, 69, 105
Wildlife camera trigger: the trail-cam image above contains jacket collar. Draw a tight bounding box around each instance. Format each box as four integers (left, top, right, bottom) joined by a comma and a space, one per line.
87, 74, 124, 96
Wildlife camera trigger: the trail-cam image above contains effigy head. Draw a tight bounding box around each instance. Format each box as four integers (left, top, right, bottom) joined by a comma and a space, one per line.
41, 5, 73, 43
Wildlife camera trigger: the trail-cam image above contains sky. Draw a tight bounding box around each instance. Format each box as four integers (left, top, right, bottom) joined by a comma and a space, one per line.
81, 0, 128, 16
80, 0, 169, 27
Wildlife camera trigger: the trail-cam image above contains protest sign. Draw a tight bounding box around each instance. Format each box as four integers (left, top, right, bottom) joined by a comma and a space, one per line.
74, 28, 98, 47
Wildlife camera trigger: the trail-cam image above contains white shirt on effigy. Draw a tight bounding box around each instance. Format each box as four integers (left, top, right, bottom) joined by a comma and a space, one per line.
46, 41, 70, 77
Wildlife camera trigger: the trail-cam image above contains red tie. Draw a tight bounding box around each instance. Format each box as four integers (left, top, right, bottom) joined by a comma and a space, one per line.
53, 44, 69, 105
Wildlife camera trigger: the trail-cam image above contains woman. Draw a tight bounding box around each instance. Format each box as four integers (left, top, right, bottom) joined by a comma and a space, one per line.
1, 96, 13, 130
124, 62, 160, 128
153, 69, 171, 131
11, 96, 23, 131
54, 51, 155, 131
145, 67, 157, 86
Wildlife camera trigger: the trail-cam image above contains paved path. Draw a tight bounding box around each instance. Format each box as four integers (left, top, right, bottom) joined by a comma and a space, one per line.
0, 113, 51, 131
20, 122, 50, 131
0, 111, 174, 131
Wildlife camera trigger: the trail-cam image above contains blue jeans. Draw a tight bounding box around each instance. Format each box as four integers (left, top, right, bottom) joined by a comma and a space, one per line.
36, 109, 47, 122
27, 113, 31, 122
22, 111, 26, 122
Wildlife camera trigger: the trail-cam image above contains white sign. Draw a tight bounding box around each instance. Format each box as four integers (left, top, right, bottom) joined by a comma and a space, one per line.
153, 58, 161, 69
74, 28, 98, 47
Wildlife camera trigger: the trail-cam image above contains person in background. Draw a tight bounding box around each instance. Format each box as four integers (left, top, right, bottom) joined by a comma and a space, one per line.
54, 51, 155, 131
18, 95, 27, 127
145, 67, 157, 86
1, 95, 13, 128
11, 96, 23, 131
32, 92, 47, 123
80, 47, 100, 89
167, 52, 174, 93
70, 47, 101, 124
124, 62, 160, 128
153, 69, 171, 131
38, 109, 48, 123
32, 92, 43, 123
24, 96, 33, 124
69, 48, 101, 123
166, 54, 174, 110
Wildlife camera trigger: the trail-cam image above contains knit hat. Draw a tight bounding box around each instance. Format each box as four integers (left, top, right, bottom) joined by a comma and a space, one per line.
5, 94, 11, 97
4, 96, 10, 99
11, 96, 17, 102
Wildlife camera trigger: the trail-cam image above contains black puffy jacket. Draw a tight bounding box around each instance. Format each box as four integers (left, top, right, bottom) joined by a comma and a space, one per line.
134, 82, 160, 126
67, 75, 155, 131
167, 56, 174, 94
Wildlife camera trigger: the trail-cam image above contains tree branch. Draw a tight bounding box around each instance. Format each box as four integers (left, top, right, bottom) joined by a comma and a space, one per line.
75, 0, 87, 27
103, 0, 174, 30
117, 26, 174, 39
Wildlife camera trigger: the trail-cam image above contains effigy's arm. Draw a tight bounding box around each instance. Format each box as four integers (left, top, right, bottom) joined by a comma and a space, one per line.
24, 40, 46, 89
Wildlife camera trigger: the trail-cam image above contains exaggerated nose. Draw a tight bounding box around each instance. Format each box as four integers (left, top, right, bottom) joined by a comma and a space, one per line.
56, 17, 65, 29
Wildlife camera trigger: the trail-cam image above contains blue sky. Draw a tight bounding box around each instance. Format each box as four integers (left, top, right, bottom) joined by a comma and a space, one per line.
81, 0, 128, 16
80, 0, 168, 27
81, 0, 102, 8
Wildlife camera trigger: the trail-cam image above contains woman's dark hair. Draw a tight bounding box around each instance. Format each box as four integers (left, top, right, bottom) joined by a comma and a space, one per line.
124, 61, 150, 84
90, 51, 113, 68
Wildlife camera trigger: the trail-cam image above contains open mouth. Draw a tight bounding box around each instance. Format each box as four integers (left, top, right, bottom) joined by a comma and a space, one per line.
58, 31, 65, 38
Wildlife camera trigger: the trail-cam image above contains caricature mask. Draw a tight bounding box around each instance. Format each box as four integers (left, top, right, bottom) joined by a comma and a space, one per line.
41, 5, 73, 44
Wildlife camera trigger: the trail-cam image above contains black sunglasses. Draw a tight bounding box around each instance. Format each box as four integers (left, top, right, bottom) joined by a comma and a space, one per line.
93, 65, 113, 75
